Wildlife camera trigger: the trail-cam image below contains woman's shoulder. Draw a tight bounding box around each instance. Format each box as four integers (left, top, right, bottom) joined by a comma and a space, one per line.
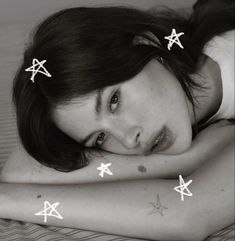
208, 30, 234, 46
204, 30, 234, 58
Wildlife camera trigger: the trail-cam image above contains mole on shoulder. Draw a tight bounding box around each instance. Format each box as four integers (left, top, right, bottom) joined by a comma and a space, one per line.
37, 195, 42, 199
138, 165, 147, 173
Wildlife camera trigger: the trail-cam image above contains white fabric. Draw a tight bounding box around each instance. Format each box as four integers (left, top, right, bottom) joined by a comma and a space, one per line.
203, 30, 235, 122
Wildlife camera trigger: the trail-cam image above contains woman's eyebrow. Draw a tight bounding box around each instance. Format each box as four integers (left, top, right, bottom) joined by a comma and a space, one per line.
81, 89, 104, 145
95, 89, 104, 115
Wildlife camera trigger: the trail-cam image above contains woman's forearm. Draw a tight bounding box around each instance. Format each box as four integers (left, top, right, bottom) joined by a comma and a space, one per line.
0, 179, 201, 241
2, 122, 233, 184
1, 140, 234, 241
1, 144, 192, 184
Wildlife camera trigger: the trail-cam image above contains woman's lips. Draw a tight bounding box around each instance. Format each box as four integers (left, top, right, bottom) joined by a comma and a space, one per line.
151, 126, 175, 153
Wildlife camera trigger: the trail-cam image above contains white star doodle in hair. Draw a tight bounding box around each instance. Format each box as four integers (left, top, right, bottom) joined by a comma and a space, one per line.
174, 175, 193, 201
25, 58, 52, 83
97, 163, 113, 178
164, 28, 184, 50
148, 194, 168, 216
35, 201, 63, 223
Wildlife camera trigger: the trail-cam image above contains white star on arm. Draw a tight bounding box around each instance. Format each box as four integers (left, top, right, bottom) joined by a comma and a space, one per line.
97, 163, 113, 178
35, 201, 63, 223
174, 175, 193, 201
164, 28, 184, 50
25, 58, 52, 83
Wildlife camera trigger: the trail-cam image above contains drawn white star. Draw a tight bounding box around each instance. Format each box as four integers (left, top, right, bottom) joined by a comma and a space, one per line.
35, 201, 63, 223
97, 163, 113, 178
164, 28, 184, 50
148, 194, 168, 216
174, 175, 193, 201
25, 58, 52, 83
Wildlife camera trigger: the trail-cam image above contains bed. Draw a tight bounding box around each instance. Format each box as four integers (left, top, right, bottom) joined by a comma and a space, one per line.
0, 18, 234, 241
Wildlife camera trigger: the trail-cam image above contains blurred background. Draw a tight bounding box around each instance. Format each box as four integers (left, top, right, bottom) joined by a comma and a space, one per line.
0, 0, 196, 24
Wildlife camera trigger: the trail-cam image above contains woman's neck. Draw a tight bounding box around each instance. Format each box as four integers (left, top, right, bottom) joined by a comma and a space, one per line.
190, 55, 223, 125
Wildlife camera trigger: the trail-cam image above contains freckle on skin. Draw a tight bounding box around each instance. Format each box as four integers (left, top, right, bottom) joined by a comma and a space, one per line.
221, 189, 224, 192
138, 165, 147, 173
37, 195, 42, 199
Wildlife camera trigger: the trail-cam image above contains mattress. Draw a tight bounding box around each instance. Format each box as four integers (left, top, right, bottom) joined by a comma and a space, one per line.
0, 22, 234, 241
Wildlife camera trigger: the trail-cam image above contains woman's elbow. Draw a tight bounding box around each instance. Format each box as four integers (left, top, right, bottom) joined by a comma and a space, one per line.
1, 160, 20, 183
1, 165, 14, 183
0, 148, 30, 183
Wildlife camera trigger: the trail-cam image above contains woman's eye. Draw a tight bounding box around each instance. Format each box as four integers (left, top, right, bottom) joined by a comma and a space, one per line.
95, 132, 106, 147
109, 90, 120, 113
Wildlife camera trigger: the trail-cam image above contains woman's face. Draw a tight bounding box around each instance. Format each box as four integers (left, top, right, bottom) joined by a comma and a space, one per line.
53, 59, 194, 156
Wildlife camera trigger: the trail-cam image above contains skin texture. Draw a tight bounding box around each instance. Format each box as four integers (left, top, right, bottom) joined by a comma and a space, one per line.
53, 58, 194, 156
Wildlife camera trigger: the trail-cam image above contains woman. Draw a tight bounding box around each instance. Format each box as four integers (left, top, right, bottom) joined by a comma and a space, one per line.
0, 0, 234, 240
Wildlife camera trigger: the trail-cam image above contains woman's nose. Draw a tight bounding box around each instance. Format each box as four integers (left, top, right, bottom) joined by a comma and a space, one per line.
122, 126, 142, 149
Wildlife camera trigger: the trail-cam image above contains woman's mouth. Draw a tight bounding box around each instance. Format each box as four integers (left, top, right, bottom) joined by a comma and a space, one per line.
150, 126, 175, 153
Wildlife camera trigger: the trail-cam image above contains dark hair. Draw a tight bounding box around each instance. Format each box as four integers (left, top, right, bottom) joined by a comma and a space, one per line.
12, 1, 235, 172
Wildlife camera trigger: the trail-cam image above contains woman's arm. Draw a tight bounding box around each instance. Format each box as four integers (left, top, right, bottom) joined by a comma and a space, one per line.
1, 120, 233, 184
0, 138, 234, 241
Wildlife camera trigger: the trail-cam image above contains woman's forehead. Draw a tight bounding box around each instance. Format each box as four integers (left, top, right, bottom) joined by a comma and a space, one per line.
52, 94, 96, 125
54, 93, 95, 114
52, 96, 98, 142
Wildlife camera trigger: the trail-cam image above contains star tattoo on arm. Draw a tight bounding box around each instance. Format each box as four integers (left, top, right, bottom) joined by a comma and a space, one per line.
147, 194, 168, 216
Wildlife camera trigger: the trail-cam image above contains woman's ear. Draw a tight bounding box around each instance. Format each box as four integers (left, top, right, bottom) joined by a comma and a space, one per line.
132, 31, 161, 47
